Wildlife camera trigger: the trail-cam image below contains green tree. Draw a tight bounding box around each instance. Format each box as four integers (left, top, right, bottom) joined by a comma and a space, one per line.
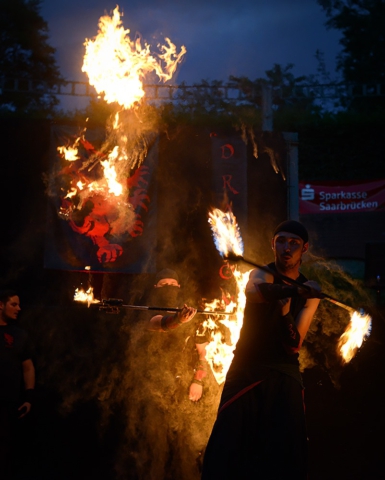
0, 0, 64, 115
318, 0, 385, 110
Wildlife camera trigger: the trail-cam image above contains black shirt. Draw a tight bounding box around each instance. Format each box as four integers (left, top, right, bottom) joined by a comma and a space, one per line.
0, 323, 31, 402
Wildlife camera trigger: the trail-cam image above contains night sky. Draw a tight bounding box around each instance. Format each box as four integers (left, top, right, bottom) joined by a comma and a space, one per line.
40, 0, 342, 110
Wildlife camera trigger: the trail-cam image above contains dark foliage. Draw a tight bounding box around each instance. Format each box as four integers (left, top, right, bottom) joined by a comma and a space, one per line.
0, 0, 64, 115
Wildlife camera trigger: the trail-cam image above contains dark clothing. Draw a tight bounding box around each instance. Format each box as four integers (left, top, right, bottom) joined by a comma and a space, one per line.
0, 323, 32, 480
0, 323, 31, 402
201, 263, 309, 480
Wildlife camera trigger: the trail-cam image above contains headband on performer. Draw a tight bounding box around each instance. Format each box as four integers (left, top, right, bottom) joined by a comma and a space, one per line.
155, 268, 179, 284
273, 220, 309, 244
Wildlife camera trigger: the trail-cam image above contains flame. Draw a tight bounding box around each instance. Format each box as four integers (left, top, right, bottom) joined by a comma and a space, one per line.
57, 145, 80, 161
65, 187, 77, 199
200, 267, 252, 384
208, 207, 244, 258
74, 287, 100, 307
101, 145, 124, 196
338, 310, 372, 363
53, 6, 186, 265
82, 6, 186, 109
203, 206, 248, 383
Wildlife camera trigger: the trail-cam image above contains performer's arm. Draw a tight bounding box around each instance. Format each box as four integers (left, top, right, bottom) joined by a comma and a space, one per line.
19, 358, 35, 417
280, 281, 321, 353
147, 304, 197, 332
246, 269, 321, 353
189, 342, 208, 402
245, 268, 273, 303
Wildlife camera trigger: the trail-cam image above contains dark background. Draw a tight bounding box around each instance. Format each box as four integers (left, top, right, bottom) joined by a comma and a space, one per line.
1, 118, 384, 479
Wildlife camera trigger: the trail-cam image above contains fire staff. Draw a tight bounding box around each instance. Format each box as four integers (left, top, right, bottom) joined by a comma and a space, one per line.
201, 220, 321, 480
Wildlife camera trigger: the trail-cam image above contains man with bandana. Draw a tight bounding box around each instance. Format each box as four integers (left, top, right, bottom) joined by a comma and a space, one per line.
201, 220, 322, 480
147, 268, 197, 332
147, 268, 209, 402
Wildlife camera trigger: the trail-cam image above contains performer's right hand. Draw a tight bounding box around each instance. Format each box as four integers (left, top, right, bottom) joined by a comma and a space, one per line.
176, 304, 197, 324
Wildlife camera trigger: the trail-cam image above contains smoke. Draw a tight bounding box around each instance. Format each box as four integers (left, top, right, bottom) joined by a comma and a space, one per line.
299, 252, 375, 386
7, 106, 377, 478
22, 261, 223, 480
10, 100, 233, 478
114, 311, 222, 480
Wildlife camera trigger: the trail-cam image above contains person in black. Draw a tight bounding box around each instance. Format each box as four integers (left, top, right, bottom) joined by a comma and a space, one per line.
147, 268, 197, 333
147, 268, 209, 402
201, 220, 321, 480
0, 289, 35, 480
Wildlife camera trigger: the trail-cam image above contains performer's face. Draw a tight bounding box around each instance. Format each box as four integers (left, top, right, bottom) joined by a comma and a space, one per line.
272, 231, 308, 272
0, 295, 21, 322
150, 279, 181, 308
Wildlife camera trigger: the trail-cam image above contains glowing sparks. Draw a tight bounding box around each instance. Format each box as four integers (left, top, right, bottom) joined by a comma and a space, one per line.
82, 6, 186, 109
338, 310, 372, 363
74, 287, 100, 307
208, 207, 244, 258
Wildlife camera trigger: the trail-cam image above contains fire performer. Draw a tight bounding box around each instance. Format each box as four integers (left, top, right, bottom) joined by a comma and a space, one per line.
147, 268, 197, 331
0, 289, 35, 480
147, 268, 209, 402
201, 220, 322, 480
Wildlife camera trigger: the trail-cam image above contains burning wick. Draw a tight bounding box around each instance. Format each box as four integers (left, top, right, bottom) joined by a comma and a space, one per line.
74, 287, 100, 307
208, 207, 244, 258
338, 310, 372, 363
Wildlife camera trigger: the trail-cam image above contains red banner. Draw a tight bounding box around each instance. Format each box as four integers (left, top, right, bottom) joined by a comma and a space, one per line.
44, 125, 157, 273
299, 179, 385, 214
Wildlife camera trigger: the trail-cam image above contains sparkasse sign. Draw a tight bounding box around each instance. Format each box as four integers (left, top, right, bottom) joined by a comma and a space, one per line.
299, 179, 385, 214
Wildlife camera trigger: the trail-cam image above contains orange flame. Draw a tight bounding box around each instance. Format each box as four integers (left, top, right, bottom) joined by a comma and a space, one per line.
200, 267, 252, 384
74, 287, 100, 307
57, 145, 80, 162
208, 207, 244, 258
338, 310, 372, 363
204, 206, 251, 383
82, 6, 186, 109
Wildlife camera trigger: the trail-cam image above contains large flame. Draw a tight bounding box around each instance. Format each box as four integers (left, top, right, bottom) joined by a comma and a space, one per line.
55, 6, 186, 264
338, 310, 372, 363
200, 267, 251, 384
204, 206, 250, 383
82, 6, 186, 109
